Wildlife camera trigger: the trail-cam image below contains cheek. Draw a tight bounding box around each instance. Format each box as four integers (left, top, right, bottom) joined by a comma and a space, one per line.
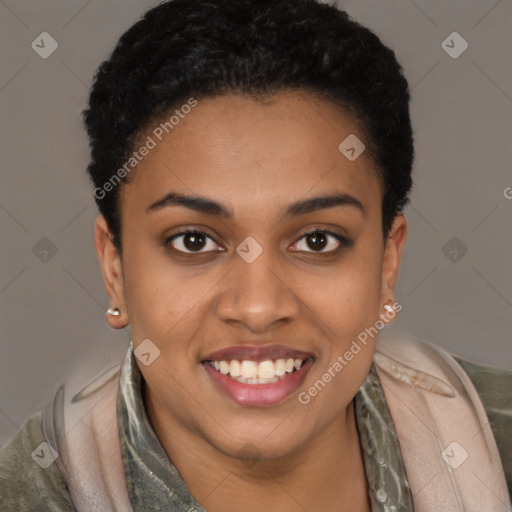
313, 253, 382, 343
302, 264, 382, 419
121, 242, 221, 359
121, 241, 177, 341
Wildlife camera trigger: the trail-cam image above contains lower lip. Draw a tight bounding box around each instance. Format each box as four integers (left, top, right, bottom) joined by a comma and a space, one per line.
202, 358, 313, 407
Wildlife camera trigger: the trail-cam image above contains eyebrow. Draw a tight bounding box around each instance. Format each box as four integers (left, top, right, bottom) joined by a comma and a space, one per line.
147, 191, 365, 219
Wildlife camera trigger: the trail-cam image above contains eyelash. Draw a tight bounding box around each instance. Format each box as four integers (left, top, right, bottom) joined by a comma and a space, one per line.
164, 228, 350, 255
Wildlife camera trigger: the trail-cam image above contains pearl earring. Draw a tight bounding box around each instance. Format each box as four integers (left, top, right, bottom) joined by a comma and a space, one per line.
107, 307, 124, 317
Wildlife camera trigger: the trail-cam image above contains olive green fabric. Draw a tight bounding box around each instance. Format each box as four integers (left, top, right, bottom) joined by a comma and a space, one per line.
452, 355, 512, 496
0, 411, 74, 511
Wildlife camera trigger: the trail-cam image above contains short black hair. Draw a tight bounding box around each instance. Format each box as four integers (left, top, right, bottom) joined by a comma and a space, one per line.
83, 0, 414, 252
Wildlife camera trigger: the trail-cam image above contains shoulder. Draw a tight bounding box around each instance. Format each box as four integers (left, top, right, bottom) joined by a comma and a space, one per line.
450, 353, 512, 496
375, 335, 512, 498
0, 411, 74, 511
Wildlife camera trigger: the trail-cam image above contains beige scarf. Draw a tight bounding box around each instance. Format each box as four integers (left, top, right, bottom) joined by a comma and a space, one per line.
42, 336, 510, 511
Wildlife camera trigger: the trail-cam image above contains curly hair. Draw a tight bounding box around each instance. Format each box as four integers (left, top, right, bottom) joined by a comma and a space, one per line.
83, 0, 414, 252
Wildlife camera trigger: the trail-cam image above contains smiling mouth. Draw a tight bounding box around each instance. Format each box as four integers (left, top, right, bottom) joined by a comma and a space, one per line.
203, 357, 310, 384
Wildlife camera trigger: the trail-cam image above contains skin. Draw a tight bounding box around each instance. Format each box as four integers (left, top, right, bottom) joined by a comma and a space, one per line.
95, 90, 407, 511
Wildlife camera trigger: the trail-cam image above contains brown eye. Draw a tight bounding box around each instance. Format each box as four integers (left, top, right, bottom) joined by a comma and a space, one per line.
166, 230, 222, 253
305, 231, 328, 251
291, 230, 347, 253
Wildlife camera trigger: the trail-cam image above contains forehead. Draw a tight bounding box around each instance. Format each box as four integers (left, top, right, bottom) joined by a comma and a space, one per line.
121, 91, 382, 219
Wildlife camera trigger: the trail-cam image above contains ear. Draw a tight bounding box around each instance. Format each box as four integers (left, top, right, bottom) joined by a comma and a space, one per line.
94, 215, 128, 329
380, 214, 407, 324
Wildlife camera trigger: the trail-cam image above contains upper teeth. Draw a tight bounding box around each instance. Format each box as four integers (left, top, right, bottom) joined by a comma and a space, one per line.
211, 358, 304, 380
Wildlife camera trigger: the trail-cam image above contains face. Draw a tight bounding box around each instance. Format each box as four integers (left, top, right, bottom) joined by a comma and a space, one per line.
95, 90, 407, 462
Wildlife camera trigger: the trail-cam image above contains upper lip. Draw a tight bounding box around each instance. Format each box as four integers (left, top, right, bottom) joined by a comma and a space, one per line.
203, 344, 314, 362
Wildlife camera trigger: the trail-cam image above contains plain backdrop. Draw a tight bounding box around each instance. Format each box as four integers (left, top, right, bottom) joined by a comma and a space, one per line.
1, 0, 511, 445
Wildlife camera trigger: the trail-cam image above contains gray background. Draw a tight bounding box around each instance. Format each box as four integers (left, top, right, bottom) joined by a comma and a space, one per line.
0, 0, 511, 445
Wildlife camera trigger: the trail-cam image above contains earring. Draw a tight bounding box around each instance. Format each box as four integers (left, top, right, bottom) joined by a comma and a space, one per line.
107, 307, 125, 317
380, 301, 397, 323
106, 306, 129, 329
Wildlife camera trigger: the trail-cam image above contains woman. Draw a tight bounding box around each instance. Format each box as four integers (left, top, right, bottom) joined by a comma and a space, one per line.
0, 0, 510, 510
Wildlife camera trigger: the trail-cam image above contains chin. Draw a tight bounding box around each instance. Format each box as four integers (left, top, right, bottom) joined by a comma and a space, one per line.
201, 418, 311, 464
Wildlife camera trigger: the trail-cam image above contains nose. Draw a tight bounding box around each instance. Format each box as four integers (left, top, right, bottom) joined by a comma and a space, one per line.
216, 246, 300, 333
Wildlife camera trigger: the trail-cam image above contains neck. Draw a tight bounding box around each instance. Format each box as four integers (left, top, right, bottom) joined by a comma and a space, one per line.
144, 385, 370, 512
